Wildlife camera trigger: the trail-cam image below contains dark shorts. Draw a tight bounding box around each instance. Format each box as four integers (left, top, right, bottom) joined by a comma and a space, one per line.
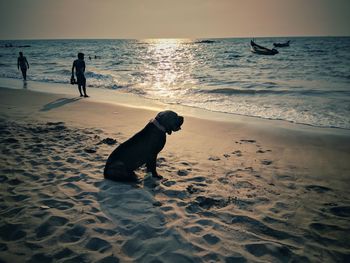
76, 73, 86, 86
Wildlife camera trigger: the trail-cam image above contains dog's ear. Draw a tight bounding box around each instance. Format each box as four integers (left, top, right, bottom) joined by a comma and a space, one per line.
156, 111, 183, 135
171, 116, 183, 133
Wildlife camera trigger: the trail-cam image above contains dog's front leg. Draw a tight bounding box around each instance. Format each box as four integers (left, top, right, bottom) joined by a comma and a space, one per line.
146, 154, 163, 179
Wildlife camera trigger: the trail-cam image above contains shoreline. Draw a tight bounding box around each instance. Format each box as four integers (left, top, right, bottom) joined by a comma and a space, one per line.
1, 77, 349, 134
1, 83, 349, 187
1, 81, 350, 262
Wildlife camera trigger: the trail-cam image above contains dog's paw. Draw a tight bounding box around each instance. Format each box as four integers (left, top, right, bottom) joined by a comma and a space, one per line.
143, 174, 159, 188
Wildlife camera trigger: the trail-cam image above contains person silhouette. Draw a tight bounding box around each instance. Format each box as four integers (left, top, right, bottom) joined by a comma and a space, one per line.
17, 52, 29, 80
71, 52, 88, 97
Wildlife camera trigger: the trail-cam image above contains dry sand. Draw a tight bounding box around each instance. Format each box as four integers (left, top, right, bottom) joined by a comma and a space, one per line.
0, 84, 350, 263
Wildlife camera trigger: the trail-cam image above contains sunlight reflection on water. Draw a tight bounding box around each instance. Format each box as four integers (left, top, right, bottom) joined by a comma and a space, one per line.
140, 39, 197, 99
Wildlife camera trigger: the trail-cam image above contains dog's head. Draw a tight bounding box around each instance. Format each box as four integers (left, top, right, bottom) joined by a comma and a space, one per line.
155, 110, 184, 135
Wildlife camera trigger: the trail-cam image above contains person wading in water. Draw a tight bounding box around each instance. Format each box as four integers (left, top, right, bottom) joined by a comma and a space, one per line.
17, 52, 29, 81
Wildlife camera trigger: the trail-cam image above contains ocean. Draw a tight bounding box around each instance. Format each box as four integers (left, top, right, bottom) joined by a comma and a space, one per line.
1, 37, 350, 129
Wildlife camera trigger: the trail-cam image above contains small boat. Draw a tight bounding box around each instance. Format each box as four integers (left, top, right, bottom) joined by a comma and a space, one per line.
250, 40, 278, 55
273, 40, 290, 47
195, 40, 215, 44
1, 44, 31, 48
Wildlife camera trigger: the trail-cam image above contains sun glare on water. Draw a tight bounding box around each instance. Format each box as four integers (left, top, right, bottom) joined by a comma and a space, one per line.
141, 39, 195, 99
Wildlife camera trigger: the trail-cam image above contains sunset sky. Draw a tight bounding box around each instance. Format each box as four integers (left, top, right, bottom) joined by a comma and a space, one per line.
0, 0, 349, 40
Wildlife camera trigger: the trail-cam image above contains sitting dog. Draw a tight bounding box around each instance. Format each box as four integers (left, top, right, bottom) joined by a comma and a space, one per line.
104, 110, 184, 182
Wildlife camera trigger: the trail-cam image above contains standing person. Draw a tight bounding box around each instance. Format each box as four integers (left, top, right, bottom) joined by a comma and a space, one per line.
17, 52, 29, 81
71, 52, 88, 97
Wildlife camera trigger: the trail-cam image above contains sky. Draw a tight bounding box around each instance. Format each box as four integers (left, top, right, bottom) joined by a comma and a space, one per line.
0, 0, 349, 40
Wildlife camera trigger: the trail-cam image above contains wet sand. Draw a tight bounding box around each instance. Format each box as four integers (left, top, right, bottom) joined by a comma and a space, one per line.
0, 85, 350, 262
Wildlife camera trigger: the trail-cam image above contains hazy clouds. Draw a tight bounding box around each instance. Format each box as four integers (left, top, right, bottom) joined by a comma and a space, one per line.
0, 0, 349, 39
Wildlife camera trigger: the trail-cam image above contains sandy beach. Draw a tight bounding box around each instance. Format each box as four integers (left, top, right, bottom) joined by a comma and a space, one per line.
1, 81, 350, 262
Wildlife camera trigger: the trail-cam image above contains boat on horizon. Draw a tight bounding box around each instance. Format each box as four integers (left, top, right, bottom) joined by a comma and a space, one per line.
195, 40, 216, 44
250, 40, 279, 55
273, 40, 290, 47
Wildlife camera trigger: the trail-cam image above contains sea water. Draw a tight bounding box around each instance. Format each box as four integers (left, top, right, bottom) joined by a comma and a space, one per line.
1, 37, 349, 129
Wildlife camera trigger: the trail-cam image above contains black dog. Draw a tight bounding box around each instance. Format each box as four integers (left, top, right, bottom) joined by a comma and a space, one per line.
104, 110, 184, 182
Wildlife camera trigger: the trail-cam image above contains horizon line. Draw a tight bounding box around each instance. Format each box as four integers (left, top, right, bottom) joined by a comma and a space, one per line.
1, 34, 350, 41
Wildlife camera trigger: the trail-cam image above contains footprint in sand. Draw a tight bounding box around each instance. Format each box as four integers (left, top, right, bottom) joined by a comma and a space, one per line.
96, 255, 121, 263
35, 216, 69, 239
232, 150, 242, 157
2, 138, 19, 144
98, 138, 118, 145
41, 199, 74, 210
0, 223, 26, 241
240, 139, 256, 143
328, 206, 350, 217
84, 147, 97, 153
162, 189, 188, 199
305, 185, 332, 193
188, 176, 206, 182
51, 156, 62, 161
218, 177, 229, 184
245, 242, 294, 259
10, 194, 29, 202
309, 222, 345, 235
184, 225, 203, 234
234, 180, 255, 189
46, 121, 65, 126
208, 156, 220, 161
177, 169, 189, 176
0, 242, 8, 252
85, 237, 112, 252
59, 225, 86, 243
27, 253, 53, 263
64, 175, 83, 182
1, 207, 25, 218
0, 175, 8, 183
53, 248, 75, 261
93, 227, 117, 236
195, 196, 230, 209
162, 180, 176, 187
60, 182, 82, 195
95, 215, 112, 224
203, 233, 221, 245
52, 161, 65, 167
186, 185, 204, 194
261, 160, 273, 165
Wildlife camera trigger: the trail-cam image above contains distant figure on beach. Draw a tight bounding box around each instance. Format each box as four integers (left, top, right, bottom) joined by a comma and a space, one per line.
72, 52, 89, 97
17, 52, 29, 81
